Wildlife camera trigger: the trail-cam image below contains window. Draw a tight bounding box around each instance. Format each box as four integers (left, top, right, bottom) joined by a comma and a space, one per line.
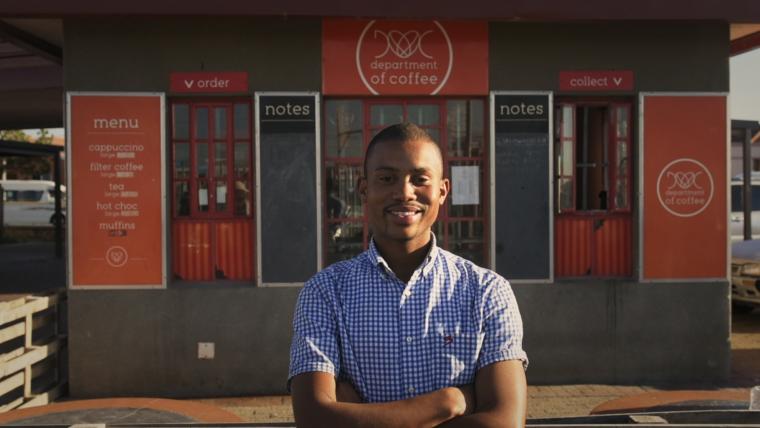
324, 98, 488, 266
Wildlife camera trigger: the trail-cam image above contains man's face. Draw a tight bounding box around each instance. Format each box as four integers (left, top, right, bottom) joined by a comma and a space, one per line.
359, 138, 449, 251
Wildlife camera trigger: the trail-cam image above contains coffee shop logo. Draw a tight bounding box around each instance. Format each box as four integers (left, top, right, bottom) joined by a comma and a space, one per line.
656, 158, 713, 218
105, 245, 129, 268
356, 20, 453, 95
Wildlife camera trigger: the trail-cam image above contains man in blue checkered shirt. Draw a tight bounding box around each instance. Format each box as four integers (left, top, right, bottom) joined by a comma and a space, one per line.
289, 123, 528, 427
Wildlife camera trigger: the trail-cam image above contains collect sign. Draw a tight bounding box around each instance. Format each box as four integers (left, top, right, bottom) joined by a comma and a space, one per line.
323, 19, 488, 95
642, 94, 726, 280
169, 72, 248, 93
67, 93, 165, 288
559, 71, 633, 91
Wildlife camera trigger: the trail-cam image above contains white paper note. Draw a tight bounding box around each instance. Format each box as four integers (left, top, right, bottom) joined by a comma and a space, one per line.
451, 166, 479, 205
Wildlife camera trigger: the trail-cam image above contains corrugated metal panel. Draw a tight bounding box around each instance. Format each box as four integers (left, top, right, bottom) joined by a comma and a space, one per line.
555, 217, 592, 277
172, 222, 212, 281
214, 220, 253, 280
594, 216, 632, 277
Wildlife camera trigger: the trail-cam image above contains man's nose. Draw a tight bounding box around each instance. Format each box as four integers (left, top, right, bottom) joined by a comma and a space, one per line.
392, 178, 416, 201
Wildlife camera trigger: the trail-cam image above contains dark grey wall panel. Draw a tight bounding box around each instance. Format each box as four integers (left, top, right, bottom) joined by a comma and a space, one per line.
68, 286, 301, 397
258, 94, 318, 283
493, 94, 551, 279
490, 22, 729, 93
514, 281, 731, 384
64, 17, 321, 91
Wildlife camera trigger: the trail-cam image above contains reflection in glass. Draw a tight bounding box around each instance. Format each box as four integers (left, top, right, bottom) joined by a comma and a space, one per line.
617, 142, 628, 175
234, 104, 250, 140
448, 220, 484, 266
326, 222, 364, 265
197, 144, 208, 177
325, 162, 363, 219
326, 100, 363, 158
370, 104, 403, 127
562, 106, 573, 138
234, 178, 251, 216
408, 105, 439, 126
195, 107, 209, 140
215, 143, 227, 177
173, 104, 189, 140
562, 140, 573, 176
174, 182, 189, 216
616, 106, 629, 138
446, 100, 484, 157
216, 181, 227, 211
174, 143, 190, 179
234, 143, 249, 177
198, 180, 209, 212
615, 178, 628, 210
214, 107, 227, 140
558, 177, 573, 211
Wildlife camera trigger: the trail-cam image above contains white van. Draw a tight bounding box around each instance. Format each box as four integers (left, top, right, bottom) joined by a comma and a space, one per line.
0, 180, 66, 227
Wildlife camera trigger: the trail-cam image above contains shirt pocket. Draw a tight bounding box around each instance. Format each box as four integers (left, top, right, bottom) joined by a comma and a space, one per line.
430, 329, 485, 385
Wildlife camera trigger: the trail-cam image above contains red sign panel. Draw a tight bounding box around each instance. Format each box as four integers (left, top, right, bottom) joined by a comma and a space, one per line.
642, 95, 727, 280
559, 70, 634, 91
170, 72, 248, 93
68, 93, 165, 288
323, 19, 488, 95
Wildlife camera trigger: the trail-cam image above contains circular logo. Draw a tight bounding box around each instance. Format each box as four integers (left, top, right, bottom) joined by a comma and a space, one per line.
356, 20, 453, 95
105, 246, 129, 268
656, 158, 714, 218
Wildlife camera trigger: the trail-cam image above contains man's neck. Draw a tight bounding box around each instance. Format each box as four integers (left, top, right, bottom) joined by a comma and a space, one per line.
374, 236, 432, 283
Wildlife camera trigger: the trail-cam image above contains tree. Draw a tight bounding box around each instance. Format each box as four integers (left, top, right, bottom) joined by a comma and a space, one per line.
0, 129, 54, 180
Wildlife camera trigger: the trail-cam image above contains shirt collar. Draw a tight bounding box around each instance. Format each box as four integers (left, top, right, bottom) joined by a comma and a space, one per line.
367, 234, 439, 279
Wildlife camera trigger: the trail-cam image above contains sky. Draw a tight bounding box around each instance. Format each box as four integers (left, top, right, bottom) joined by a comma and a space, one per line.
730, 48, 760, 122
24, 48, 760, 138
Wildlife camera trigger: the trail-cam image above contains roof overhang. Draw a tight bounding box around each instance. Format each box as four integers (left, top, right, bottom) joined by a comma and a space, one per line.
1, 0, 760, 21
0, 139, 62, 157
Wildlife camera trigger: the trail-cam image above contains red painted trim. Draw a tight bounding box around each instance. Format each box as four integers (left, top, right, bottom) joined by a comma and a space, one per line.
731, 31, 760, 56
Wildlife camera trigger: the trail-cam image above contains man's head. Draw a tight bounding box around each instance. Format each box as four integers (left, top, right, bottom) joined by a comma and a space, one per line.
359, 123, 449, 252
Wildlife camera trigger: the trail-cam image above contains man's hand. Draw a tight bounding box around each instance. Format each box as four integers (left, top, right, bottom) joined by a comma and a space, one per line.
291, 372, 468, 428
439, 360, 527, 428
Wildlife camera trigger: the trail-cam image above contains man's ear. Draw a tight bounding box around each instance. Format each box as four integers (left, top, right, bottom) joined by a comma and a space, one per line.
358, 176, 368, 202
439, 178, 450, 204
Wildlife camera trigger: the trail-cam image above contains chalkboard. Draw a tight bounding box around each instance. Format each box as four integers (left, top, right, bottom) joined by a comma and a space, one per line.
493, 94, 551, 280
258, 94, 318, 284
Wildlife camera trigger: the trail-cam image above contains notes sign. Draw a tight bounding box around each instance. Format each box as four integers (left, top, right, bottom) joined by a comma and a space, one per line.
492, 93, 551, 280
256, 93, 320, 285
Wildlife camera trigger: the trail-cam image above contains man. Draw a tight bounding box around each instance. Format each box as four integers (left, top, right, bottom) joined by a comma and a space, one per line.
289, 123, 527, 427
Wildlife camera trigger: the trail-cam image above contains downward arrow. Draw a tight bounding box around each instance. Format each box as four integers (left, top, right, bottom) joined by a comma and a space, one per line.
613, 77, 622, 86
184, 79, 194, 89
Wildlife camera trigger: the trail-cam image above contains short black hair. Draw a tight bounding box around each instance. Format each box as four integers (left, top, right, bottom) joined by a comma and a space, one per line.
363, 122, 443, 175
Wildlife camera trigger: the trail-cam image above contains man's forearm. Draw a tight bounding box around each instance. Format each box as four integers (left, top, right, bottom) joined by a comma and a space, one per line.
292, 374, 469, 428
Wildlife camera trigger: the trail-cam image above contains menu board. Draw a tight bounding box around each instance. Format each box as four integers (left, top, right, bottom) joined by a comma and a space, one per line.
67, 93, 166, 288
492, 93, 552, 280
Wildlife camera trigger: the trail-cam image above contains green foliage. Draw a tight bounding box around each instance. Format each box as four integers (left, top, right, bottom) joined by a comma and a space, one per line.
0, 129, 55, 179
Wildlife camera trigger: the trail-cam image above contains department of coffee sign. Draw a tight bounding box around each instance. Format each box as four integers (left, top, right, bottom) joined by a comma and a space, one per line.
323, 19, 488, 96
656, 158, 714, 217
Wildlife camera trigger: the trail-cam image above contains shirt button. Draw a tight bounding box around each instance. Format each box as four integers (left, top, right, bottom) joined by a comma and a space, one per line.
406, 336, 413, 343
408, 386, 416, 393
403, 289, 412, 297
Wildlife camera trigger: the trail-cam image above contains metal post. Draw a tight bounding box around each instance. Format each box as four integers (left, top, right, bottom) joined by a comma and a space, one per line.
53, 150, 63, 258
744, 128, 752, 240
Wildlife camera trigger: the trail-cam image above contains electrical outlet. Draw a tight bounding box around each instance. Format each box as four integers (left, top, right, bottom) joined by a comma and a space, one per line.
198, 342, 215, 359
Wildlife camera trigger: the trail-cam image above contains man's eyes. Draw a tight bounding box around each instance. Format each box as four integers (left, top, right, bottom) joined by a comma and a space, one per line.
374, 174, 432, 185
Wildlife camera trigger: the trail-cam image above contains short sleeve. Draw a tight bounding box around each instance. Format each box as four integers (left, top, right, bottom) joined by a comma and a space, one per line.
477, 277, 529, 371
288, 276, 341, 384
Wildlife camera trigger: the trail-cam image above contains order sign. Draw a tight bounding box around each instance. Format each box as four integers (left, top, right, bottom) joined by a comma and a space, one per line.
68, 93, 166, 288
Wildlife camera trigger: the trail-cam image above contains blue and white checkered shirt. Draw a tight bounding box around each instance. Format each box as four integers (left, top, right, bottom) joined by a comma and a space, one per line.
288, 237, 527, 403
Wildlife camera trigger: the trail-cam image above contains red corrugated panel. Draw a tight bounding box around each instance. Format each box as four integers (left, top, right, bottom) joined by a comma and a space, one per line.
172, 221, 212, 281
594, 216, 632, 277
555, 217, 592, 277
214, 220, 253, 280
